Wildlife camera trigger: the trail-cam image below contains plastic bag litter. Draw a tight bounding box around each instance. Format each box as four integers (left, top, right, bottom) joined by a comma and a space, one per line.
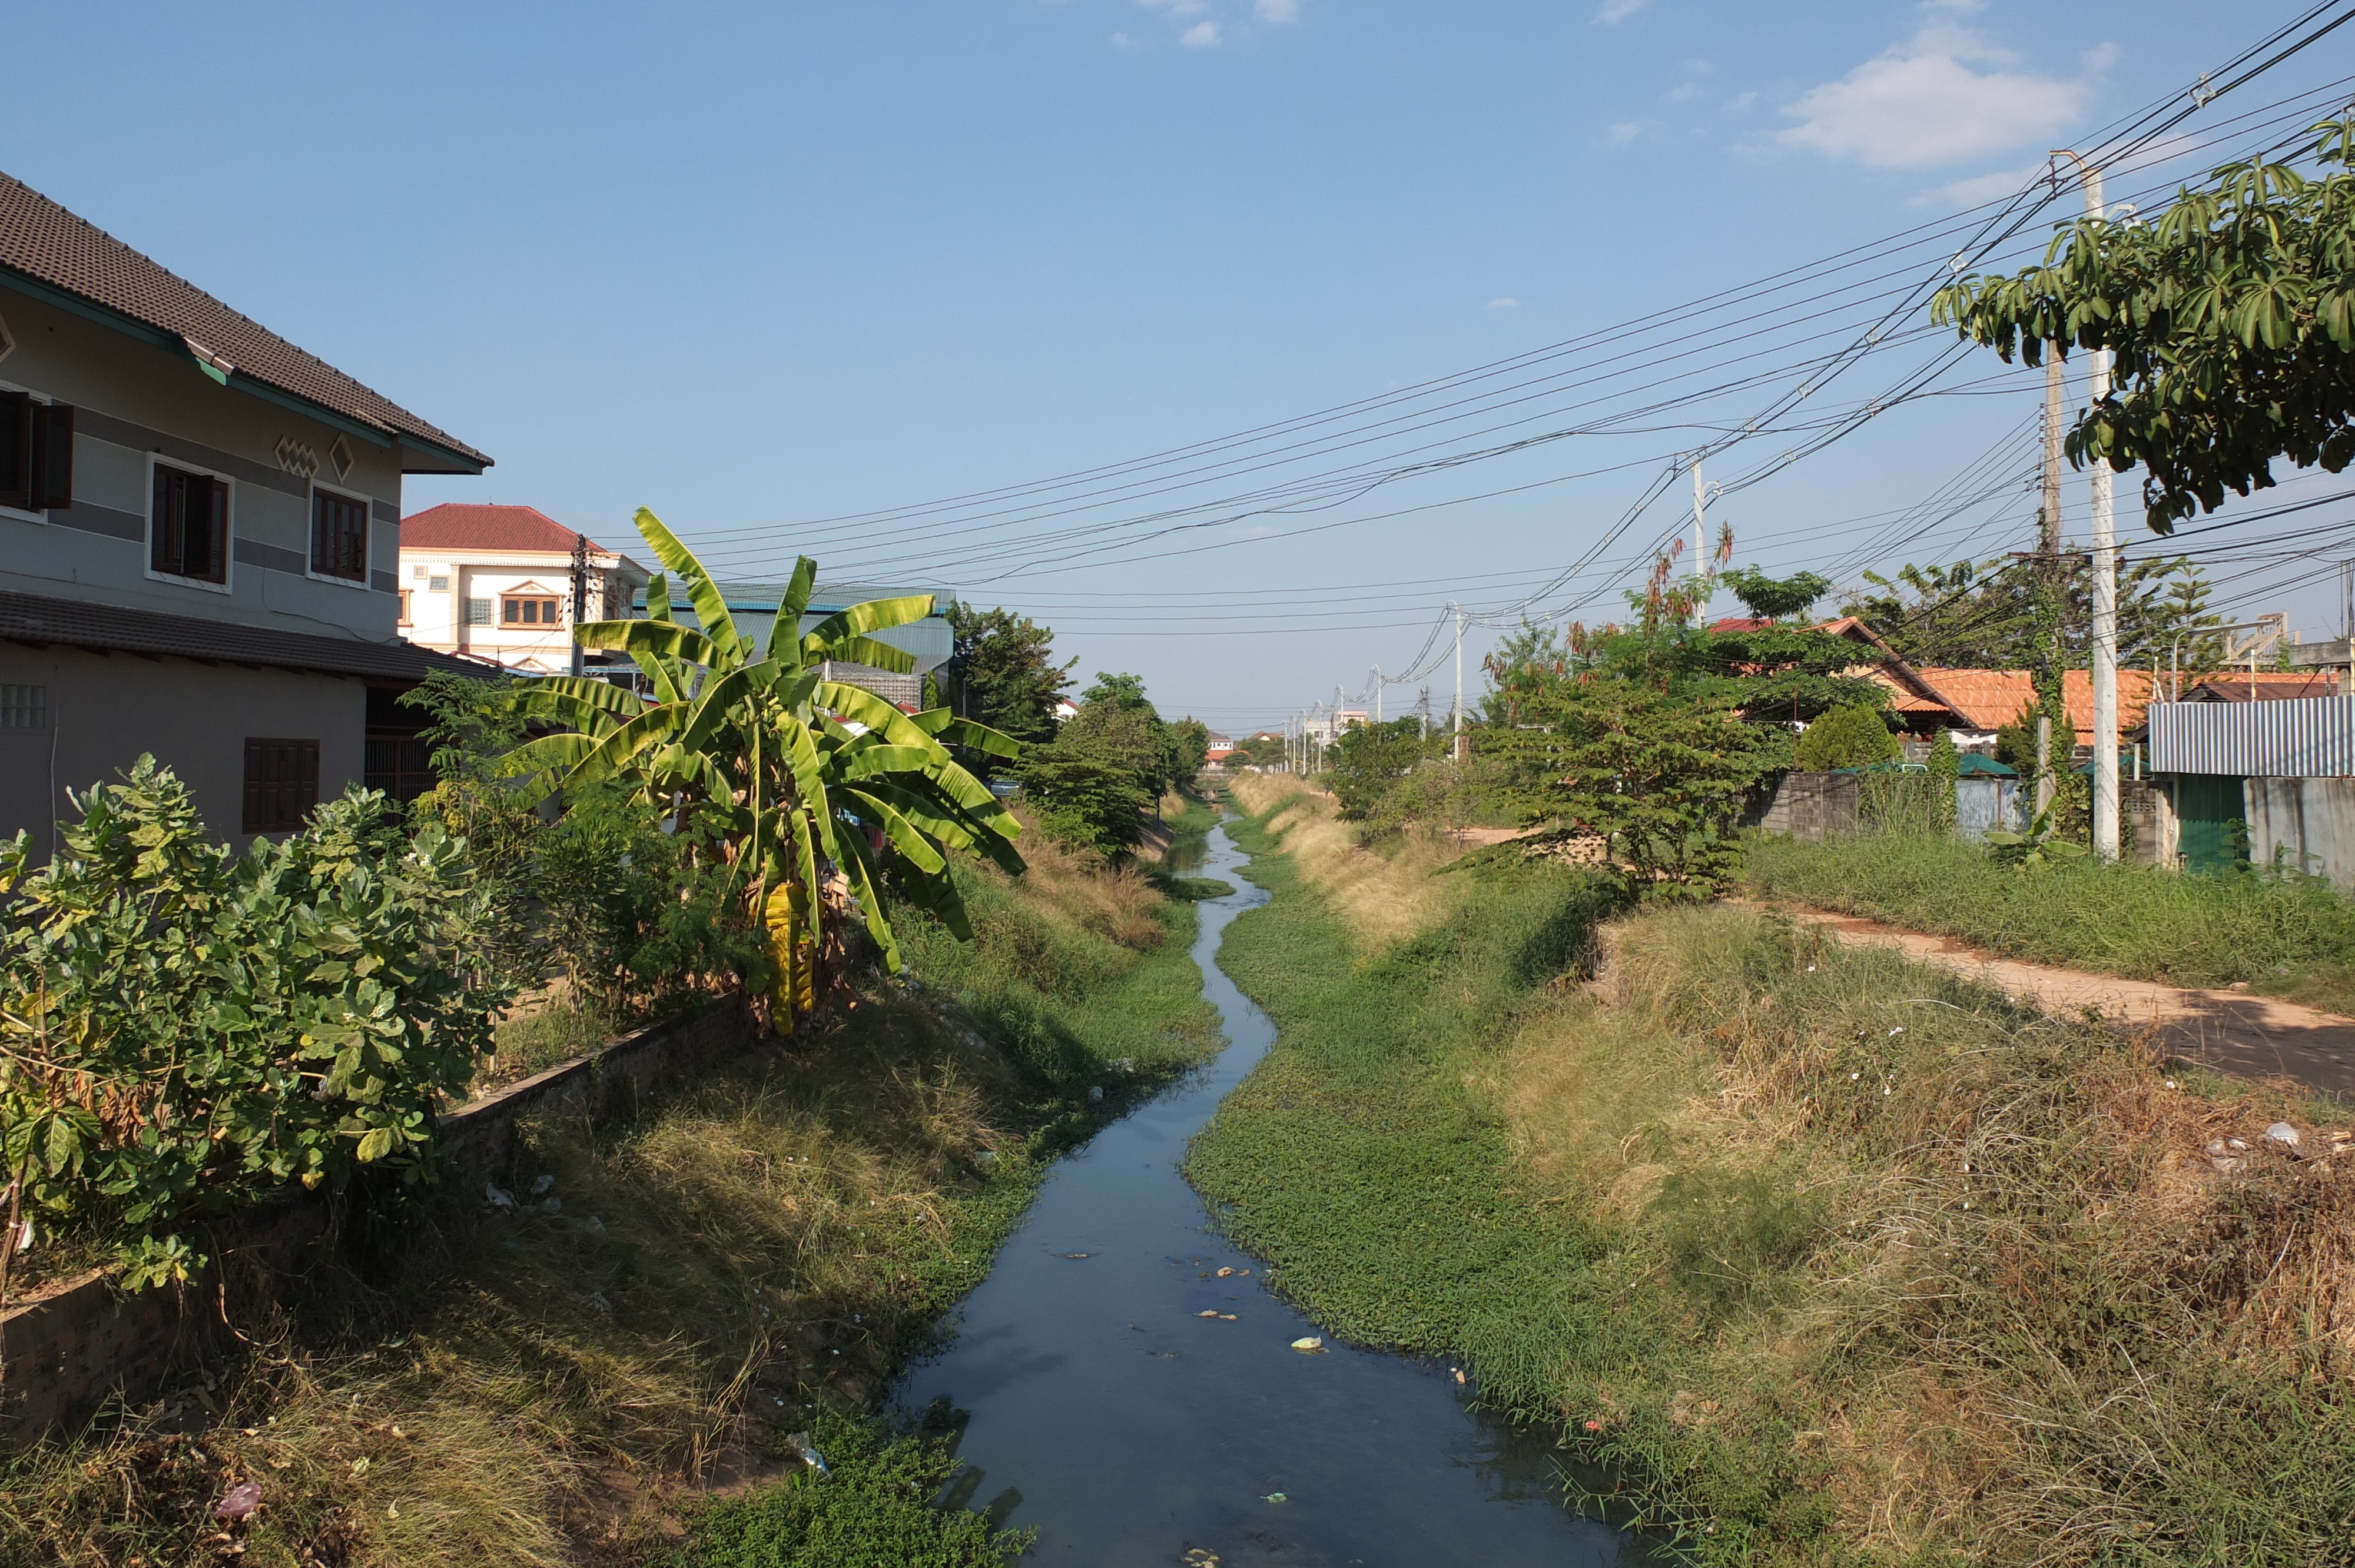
2266, 1121, 2302, 1149
530, 1174, 556, 1196
484, 1183, 518, 1213
1196, 1310, 1221, 1318
212, 1481, 264, 1522
1290, 1337, 1325, 1354
783, 1431, 831, 1476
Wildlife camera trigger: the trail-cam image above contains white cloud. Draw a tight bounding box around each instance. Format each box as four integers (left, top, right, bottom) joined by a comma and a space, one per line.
1181, 19, 1220, 46
1606, 120, 1642, 146
1594, 0, 1648, 22
1666, 81, 1702, 104
1489, 297, 1520, 308
1111, 29, 1142, 47
1255, 0, 1301, 20
1908, 162, 2042, 208
1727, 90, 1756, 112
1136, 0, 1209, 16
1779, 22, 2091, 170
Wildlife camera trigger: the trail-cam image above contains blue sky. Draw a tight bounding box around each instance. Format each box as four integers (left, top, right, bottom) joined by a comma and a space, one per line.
9, 1, 2351, 732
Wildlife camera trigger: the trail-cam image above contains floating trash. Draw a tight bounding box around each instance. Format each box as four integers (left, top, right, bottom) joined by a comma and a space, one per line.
1290, 1336, 1325, 1354
212, 1481, 263, 1522
783, 1431, 831, 1476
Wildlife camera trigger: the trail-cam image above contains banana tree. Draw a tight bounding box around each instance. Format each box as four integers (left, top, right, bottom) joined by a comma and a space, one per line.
502, 508, 1023, 1018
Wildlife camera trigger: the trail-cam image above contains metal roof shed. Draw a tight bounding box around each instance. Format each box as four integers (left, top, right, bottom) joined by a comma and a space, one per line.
2145, 697, 2355, 883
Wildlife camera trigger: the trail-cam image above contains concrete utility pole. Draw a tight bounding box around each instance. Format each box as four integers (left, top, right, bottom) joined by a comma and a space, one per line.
1452, 602, 1465, 761
1690, 456, 1707, 579
1374, 666, 1384, 725
569, 532, 592, 679
2058, 151, 2122, 862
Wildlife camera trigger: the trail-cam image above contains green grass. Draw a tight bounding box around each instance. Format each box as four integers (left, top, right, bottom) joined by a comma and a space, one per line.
1192, 795, 2355, 1565
1746, 829, 2355, 1012
671, 1409, 1029, 1568
2, 855, 1213, 1568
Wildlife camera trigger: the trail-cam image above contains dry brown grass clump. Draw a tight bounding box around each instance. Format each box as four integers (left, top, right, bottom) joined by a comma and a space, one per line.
1501, 901, 2355, 1562
1229, 775, 1461, 949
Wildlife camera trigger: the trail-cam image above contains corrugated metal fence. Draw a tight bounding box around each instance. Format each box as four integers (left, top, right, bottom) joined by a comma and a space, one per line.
2147, 696, 2355, 778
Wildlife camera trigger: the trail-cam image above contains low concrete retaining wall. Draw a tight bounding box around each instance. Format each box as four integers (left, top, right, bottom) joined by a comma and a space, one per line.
0, 998, 754, 1446
1755, 771, 1860, 842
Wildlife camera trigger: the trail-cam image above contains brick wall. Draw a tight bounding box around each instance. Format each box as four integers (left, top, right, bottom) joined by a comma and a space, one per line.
0, 998, 754, 1446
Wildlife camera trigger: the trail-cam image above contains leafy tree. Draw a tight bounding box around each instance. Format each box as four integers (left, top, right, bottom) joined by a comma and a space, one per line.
941, 604, 1074, 752
1841, 555, 2223, 669
1167, 717, 1211, 793
1016, 741, 1153, 857
0, 762, 512, 1290
1328, 718, 1439, 821
1793, 705, 1900, 770
1928, 729, 1960, 832
1228, 733, 1290, 770
1719, 566, 1832, 623
1933, 121, 2355, 531
506, 510, 1023, 1018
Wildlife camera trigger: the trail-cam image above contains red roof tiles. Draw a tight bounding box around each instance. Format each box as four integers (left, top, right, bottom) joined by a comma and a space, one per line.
401, 503, 601, 554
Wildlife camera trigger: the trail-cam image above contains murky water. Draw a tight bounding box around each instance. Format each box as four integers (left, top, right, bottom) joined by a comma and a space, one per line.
897, 822, 1643, 1565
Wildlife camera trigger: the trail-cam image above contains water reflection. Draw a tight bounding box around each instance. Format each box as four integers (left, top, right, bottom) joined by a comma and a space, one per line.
896, 821, 1646, 1565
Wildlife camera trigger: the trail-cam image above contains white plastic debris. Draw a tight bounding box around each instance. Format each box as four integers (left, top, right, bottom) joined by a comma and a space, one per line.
485, 1183, 518, 1213
530, 1174, 556, 1196
1087, 1085, 1105, 1102
782, 1431, 831, 1476
2264, 1121, 2301, 1149
1290, 1336, 1326, 1354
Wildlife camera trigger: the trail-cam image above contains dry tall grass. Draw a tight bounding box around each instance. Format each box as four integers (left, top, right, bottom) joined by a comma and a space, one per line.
1503, 901, 2355, 1560
1228, 775, 1461, 949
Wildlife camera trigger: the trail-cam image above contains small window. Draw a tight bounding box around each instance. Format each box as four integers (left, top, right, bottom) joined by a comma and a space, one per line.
0, 683, 46, 729
243, 738, 319, 833
427, 575, 449, 593
501, 594, 562, 626
309, 487, 369, 582
0, 392, 72, 513
396, 590, 413, 626
464, 597, 492, 626
151, 462, 230, 583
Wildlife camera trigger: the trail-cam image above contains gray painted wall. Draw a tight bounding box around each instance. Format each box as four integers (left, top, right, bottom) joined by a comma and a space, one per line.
2244, 778, 2355, 890
0, 642, 363, 854
0, 284, 406, 643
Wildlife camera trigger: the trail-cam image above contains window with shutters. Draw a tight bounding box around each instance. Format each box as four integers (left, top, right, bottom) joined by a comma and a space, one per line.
150, 460, 231, 586
243, 738, 319, 833
309, 484, 369, 583
0, 388, 75, 516
501, 594, 562, 626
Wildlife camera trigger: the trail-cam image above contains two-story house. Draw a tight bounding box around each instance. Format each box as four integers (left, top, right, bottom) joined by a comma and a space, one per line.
395, 504, 649, 675
0, 170, 493, 851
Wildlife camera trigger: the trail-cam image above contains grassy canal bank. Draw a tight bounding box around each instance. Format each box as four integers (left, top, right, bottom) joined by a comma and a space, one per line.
2, 812, 1218, 1568
1188, 778, 2355, 1565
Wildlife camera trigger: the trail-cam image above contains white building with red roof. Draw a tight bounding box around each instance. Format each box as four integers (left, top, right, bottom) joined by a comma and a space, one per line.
397, 504, 649, 674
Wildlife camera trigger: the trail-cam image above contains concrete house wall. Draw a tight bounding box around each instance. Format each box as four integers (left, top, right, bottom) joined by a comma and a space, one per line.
0, 285, 450, 848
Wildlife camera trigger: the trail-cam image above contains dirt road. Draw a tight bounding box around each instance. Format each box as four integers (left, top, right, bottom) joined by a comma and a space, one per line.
1768, 903, 2355, 1102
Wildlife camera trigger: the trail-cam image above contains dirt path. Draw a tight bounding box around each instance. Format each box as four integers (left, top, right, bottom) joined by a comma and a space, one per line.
1762, 902, 2355, 1102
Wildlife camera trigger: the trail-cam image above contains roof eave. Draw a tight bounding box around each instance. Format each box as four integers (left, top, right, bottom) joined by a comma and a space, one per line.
0, 263, 492, 475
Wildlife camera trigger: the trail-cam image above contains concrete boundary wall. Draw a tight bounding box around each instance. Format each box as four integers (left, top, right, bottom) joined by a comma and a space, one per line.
0, 999, 754, 1446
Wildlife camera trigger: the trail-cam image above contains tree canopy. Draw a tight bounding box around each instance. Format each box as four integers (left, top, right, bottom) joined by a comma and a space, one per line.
1934, 121, 2355, 530
1840, 554, 2222, 669
941, 603, 1074, 752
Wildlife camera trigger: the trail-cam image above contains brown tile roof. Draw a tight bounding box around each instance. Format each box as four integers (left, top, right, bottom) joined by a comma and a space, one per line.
1912, 667, 2155, 733
402, 503, 593, 554
0, 171, 490, 471
0, 587, 493, 683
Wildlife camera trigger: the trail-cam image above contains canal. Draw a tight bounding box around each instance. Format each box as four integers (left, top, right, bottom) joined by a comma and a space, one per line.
895, 819, 1643, 1565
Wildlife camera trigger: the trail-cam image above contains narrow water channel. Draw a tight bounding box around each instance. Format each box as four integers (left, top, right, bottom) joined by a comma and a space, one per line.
896, 822, 1643, 1565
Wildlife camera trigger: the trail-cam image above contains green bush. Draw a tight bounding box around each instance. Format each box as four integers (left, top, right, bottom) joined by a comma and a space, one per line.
1792, 705, 1899, 770
0, 759, 515, 1288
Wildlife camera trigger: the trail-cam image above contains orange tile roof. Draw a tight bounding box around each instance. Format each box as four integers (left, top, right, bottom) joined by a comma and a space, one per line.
1912, 667, 2154, 732
2178, 670, 2343, 702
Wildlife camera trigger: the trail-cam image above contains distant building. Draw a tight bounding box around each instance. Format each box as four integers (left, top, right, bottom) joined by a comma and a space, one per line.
1203, 733, 1235, 763
397, 504, 649, 675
